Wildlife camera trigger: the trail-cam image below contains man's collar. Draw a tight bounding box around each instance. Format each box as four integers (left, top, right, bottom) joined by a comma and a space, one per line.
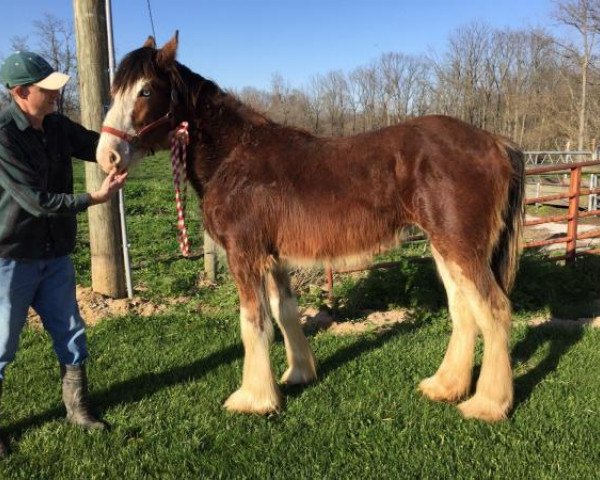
8, 101, 32, 131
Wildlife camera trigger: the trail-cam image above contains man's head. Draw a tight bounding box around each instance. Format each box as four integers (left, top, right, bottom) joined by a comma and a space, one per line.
0, 51, 69, 90
0, 51, 70, 120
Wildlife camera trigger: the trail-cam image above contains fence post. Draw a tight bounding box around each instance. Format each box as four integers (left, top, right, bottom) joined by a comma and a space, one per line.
566, 165, 582, 263
203, 231, 218, 282
588, 174, 597, 211
325, 266, 334, 303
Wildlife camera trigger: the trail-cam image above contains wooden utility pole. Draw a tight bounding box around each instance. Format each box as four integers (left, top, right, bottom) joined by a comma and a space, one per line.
73, 0, 126, 297
204, 232, 218, 282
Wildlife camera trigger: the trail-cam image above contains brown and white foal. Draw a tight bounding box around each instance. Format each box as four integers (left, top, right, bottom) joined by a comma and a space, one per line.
97, 34, 525, 423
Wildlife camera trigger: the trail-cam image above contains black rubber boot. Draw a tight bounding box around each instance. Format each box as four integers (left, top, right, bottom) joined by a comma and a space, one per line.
0, 383, 8, 458
60, 364, 106, 430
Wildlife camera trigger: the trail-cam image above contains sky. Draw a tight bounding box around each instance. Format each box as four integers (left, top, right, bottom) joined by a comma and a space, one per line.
0, 0, 558, 92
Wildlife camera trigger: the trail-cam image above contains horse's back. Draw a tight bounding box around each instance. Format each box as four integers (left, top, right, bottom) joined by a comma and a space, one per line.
284, 115, 512, 181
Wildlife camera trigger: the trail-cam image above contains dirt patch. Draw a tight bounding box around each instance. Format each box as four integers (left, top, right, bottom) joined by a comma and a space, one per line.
27, 286, 190, 328
300, 307, 409, 335
299, 306, 600, 334
26, 284, 600, 333
528, 315, 600, 329
524, 214, 600, 252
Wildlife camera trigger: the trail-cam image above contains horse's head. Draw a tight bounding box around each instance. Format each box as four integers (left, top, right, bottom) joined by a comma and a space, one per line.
96, 32, 181, 173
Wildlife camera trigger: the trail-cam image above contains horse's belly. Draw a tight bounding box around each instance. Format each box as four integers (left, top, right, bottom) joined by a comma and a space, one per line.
278, 222, 407, 268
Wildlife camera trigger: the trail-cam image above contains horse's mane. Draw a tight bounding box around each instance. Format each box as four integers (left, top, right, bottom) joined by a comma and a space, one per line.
176, 63, 271, 128
112, 47, 158, 95
112, 46, 270, 127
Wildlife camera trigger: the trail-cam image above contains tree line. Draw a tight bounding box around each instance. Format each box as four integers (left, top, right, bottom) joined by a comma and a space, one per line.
3, 1, 600, 151
237, 1, 600, 151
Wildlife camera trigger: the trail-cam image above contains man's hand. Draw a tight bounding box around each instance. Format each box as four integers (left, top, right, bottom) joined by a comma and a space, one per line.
89, 170, 128, 206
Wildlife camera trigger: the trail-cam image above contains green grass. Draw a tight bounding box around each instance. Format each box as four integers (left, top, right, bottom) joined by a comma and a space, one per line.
1, 153, 599, 478
72, 153, 206, 296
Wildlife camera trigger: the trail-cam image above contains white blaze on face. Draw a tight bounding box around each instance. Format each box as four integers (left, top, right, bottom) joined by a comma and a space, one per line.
96, 78, 146, 173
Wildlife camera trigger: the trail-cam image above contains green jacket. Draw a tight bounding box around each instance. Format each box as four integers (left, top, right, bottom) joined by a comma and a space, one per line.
0, 101, 98, 260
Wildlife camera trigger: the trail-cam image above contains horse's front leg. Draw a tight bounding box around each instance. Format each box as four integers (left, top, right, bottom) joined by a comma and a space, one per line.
224, 261, 281, 415
266, 264, 316, 385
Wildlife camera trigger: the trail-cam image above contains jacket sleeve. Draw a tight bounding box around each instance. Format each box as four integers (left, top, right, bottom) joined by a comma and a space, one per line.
0, 130, 91, 218
64, 116, 100, 162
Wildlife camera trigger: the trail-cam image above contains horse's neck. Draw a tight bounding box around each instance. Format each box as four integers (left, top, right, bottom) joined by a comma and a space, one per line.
188, 92, 262, 193
201, 97, 249, 149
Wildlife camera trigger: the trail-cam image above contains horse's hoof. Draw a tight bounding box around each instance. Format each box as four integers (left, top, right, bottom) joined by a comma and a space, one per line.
457, 395, 510, 422
418, 376, 468, 403
223, 387, 281, 415
280, 365, 317, 386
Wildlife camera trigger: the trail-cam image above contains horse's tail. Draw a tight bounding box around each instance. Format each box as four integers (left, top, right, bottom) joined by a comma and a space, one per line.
491, 138, 525, 294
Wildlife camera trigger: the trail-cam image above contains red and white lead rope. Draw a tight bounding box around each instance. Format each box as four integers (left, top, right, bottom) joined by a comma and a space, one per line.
170, 121, 191, 257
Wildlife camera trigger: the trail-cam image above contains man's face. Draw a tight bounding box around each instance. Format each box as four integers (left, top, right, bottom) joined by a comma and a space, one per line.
21, 85, 60, 117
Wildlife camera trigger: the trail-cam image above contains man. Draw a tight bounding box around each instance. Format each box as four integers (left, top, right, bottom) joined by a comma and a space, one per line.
0, 51, 127, 456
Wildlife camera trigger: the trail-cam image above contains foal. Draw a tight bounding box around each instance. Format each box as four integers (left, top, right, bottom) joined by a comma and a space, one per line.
97, 34, 525, 422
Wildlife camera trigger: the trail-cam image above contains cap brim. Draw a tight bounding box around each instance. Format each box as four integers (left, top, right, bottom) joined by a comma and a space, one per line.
33, 72, 70, 90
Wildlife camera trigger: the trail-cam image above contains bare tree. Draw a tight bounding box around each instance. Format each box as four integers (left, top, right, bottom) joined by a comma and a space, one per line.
6, 10, 600, 152
346, 72, 361, 133
434, 22, 493, 127
33, 13, 78, 116
319, 71, 349, 136
553, 0, 600, 149
236, 86, 271, 112
349, 65, 379, 131
305, 75, 326, 134
269, 73, 292, 125
9, 35, 30, 52
376, 52, 432, 124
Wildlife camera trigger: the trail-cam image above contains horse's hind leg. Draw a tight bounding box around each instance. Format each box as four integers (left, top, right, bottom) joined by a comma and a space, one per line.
266, 264, 316, 385
423, 245, 513, 421
419, 246, 478, 403
456, 268, 513, 422
223, 257, 281, 414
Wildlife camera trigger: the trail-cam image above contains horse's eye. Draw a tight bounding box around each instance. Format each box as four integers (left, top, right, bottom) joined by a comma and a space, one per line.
139, 88, 152, 97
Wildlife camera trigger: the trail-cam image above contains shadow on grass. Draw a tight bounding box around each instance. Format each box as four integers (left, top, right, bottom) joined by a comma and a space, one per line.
512, 252, 600, 318
316, 321, 425, 381
282, 320, 425, 398
4, 343, 242, 443
328, 250, 598, 411
333, 250, 600, 321
508, 253, 598, 408
5, 319, 422, 442
511, 324, 585, 410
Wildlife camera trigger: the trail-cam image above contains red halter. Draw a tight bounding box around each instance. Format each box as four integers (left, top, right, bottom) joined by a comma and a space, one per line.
101, 111, 173, 145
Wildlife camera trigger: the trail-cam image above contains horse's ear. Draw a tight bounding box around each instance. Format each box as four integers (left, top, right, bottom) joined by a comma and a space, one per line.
143, 36, 156, 49
157, 31, 179, 67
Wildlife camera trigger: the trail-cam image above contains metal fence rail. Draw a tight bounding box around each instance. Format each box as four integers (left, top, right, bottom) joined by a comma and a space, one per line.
524, 150, 596, 165
523, 160, 600, 262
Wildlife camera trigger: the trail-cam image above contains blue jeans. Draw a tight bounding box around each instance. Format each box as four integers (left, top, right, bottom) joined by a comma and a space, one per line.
0, 255, 88, 380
